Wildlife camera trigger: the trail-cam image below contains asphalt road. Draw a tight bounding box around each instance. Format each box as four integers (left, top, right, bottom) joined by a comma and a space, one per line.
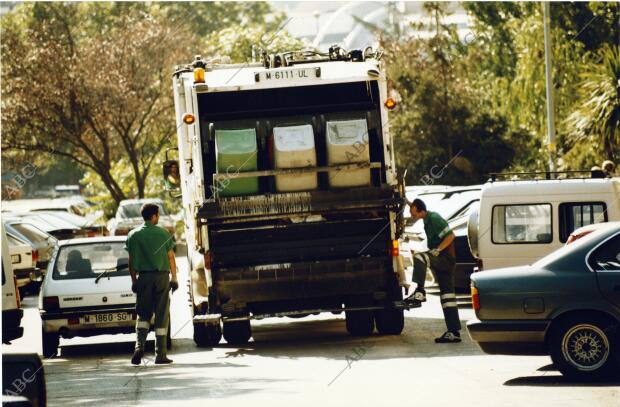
4, 257, 620, 407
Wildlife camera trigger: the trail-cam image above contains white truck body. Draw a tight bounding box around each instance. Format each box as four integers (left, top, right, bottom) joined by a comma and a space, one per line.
170, 52, 407, 345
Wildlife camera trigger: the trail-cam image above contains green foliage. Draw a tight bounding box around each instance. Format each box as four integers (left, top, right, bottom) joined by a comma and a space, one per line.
566, 44, 620, 162
203, 23, 306, 63
384, 2, 537, 185
1, 1, 300, 216
462, 1, 619, 171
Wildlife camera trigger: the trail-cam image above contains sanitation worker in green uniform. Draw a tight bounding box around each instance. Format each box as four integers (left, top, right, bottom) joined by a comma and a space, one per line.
406, 198, 462, 343
126, 203, 178, 364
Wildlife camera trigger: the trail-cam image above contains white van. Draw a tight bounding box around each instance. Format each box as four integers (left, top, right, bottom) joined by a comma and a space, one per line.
468, 176, 620, 271
2, 223, 24, 343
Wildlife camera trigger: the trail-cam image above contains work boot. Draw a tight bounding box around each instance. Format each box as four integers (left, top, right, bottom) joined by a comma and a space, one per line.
131, 348, 144, 365
155, 335, 172, 364
435, 331, 461, 343
155, 356, 174, 364
404, 288, 426, 307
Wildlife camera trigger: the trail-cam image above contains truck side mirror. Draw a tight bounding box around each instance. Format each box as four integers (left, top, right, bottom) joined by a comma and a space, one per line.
163, 160, 181, 191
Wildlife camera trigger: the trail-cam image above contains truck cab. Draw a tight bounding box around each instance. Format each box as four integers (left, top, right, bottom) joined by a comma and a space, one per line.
167, 48, 407, 346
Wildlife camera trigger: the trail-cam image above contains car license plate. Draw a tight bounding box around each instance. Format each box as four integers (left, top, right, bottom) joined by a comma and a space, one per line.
11, 254, 20, 264
81, 312, 132, 324
256, 67, 318, 82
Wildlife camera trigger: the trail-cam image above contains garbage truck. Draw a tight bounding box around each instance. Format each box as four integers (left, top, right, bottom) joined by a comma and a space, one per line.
165, 47, 407, 346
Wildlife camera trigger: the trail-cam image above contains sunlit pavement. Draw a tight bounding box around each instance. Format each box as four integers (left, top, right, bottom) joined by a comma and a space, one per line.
4, 258, 619, 407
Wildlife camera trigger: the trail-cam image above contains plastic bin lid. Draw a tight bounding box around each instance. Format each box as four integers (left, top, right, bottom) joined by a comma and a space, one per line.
215, 128, 257, 154
273, 124, 315, 152
326, 119, 368, 145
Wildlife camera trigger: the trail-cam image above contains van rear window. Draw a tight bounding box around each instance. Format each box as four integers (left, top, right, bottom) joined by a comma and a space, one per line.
492, 204, 552, 244
559, 202, 607, 243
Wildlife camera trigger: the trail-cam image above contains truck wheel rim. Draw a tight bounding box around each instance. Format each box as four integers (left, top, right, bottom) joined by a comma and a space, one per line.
561, 324, 609, 371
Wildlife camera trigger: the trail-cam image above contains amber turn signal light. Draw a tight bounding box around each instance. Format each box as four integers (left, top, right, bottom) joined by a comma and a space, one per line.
384, 98, 397, 110
194, 67, 205, 83
183, 113, 195, 125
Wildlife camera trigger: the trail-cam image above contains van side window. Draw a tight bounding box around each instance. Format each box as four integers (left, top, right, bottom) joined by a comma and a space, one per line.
559, 202, 607, 243
492, 204, 552, 244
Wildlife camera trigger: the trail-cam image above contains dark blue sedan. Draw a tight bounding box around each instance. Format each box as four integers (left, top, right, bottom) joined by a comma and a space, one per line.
467, 222, 620, 380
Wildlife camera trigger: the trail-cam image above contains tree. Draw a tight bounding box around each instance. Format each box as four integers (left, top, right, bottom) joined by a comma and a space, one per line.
1, 3, 192, 203
382, 2, 530, 185
566, 44, 620, 163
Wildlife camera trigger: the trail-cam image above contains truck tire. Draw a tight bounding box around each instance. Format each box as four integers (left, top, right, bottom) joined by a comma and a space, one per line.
193, 323, 222, 347
223, 320, 252, 345
42, 329, 59, 358
549, 316, 618, 380
375, 278, 405, 335
375, 308, 404, 335
345, 310, 375, 336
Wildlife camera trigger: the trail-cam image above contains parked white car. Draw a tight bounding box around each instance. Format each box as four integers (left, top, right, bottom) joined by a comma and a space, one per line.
107, 199, 175, 237
39, 236, 171, 357
7, 233, 40, 291
2, 223, 23, 343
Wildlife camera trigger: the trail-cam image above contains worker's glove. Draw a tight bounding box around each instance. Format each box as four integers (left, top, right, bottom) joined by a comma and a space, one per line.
429, 248, 441, 257
131, 280, 138, 293
170, 279, 179, 293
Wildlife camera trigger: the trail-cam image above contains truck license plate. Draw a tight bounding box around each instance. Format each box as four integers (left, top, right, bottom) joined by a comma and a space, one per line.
81, 312, 132, 324
256, 68, 318, 82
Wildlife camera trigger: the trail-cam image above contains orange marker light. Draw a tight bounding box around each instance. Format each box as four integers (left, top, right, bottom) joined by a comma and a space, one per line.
384, 98, 397, 110
182, 113, 195, 125
194, 67, 205, 83
390, 240, 399, 257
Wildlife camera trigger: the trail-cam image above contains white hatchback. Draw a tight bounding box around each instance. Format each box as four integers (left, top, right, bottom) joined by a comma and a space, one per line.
39, 237, 170, 357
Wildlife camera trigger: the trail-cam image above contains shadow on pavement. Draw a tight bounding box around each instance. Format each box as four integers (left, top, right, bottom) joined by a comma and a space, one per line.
215, 315, 482, 361
504, 374, 620, 387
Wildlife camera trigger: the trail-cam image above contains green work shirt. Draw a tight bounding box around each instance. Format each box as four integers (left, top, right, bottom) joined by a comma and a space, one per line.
423, 211, 453, 250
125, 221, 174, 272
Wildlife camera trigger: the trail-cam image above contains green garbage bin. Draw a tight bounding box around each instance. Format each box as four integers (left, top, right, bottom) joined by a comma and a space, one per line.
215, 128, 260, 197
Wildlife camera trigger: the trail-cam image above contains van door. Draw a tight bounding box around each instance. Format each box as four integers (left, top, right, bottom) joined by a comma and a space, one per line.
588, 233, 620, 310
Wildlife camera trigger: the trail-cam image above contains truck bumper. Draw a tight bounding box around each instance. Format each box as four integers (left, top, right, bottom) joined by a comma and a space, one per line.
215, 257, 395, 314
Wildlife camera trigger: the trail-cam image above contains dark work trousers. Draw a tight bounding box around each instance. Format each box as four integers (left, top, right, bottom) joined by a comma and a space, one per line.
412, 251, 461, 332
134, 272, 170, 357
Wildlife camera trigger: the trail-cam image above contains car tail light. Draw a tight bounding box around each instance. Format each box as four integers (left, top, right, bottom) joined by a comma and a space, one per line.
471, 286, 480, 311
390, 240, 399, 257
68, 317, 79, 325
43, 296, 60, 312
32, 249, 39, 264
13, 276, 21, 308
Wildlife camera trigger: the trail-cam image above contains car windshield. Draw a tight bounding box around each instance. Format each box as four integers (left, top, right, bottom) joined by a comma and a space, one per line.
53, 242, 129, 280
120, 203, 166, 219
10, 223, 51, 244
405, 189, 480, 220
